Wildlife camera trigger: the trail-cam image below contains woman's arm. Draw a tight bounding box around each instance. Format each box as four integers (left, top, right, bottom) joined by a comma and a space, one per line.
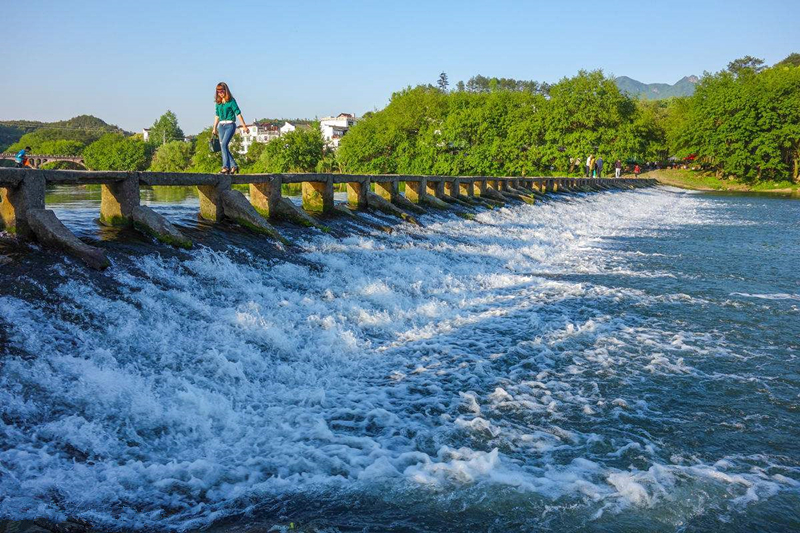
238, 114, 249, 134
212, 116, 220, 135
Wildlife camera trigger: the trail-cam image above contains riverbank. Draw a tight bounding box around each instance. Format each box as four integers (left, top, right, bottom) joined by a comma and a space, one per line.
644, 168, 800, 195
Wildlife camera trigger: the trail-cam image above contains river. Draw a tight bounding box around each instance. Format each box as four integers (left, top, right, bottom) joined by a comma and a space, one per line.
1, 186, 798, 532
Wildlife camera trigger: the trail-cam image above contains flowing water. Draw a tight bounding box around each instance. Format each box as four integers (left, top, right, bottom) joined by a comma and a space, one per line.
0, 186, 798, 532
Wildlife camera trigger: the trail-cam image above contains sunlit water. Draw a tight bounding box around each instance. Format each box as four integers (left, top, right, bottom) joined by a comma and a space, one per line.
1, 186, 798, 532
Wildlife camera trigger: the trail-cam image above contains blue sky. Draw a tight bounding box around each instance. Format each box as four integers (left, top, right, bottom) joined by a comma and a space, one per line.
1, 0, 797, 134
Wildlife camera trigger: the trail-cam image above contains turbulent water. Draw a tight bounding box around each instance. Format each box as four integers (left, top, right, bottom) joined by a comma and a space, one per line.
0, 186, 798, 532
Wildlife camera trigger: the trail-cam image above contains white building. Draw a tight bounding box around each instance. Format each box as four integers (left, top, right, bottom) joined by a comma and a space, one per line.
280, 122, 296, 135
236, 122, 281, 154
142, 128, 150, 142
320, 113, 357, 148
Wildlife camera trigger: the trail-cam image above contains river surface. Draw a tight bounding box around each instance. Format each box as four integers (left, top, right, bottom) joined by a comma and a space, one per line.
0, 186, 798, 532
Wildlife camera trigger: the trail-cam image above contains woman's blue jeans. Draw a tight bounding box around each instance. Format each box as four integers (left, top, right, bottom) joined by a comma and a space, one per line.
218, 122, 237, 169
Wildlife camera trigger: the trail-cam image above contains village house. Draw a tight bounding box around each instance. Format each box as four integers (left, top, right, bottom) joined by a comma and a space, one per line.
236, 122, 282, 154
320, 113, 357, 148
234, 121, 303, 154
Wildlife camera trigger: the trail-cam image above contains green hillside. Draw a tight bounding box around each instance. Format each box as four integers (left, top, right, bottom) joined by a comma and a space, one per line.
615, 75, 699, 100
0, 115, 125, 152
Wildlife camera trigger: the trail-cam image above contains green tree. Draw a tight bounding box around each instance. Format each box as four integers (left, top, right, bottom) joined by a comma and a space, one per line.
150, 140, 193, 172
338, 86, 448, 174
254, 124, 326, 173
148, 110, 184, 146
31, 140, 85, 156
316, 150, 339, 173
83, 133, 151, 171
437, 72, 449, 92
241, 140, 268, 170
775, 53, 800, 68
727, 55, 766, 76
190, 128, 222, 173
541, 70, 638, 170
673, 64, 800, 182
338, 71, 655, 177
8, 129, 95, 154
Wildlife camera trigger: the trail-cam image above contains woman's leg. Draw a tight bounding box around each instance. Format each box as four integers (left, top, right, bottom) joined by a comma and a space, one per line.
219, 123, 236, 169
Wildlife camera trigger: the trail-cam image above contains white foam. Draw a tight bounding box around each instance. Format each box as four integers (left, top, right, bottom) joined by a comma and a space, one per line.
1, 187, 796, 529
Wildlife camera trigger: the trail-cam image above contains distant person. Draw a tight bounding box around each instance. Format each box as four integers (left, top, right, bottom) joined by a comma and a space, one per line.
634, 164, 641, 178
14, 146, 31, 168
614, 159, 622, 178
586, 155, 594, 178
596, 156, 604, 178
212, 82, 249, 174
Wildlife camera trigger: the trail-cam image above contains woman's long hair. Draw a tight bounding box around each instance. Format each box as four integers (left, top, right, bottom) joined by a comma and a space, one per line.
215, 82, 233, 104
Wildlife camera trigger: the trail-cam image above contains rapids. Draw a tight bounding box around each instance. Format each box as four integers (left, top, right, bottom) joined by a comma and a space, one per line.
1, 186, 798, 531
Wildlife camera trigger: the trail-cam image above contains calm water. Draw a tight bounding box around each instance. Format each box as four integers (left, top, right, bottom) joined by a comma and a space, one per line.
0, 186, 798, 532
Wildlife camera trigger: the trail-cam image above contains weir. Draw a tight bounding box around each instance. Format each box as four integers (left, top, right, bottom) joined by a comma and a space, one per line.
0, 168, 656, 269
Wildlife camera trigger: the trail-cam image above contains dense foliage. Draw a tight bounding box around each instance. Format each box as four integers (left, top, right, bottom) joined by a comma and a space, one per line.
338, 70, 657, 176
190, 129, 221, 173
83, 134, 151, 171
669, 60, 800, 182
338, 57, 799, 183
148, 111, 185, 146
252, 123, 327, 173
150, 140, 194, 172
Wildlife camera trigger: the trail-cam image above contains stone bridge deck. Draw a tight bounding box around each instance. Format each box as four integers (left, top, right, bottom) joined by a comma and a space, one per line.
0, 153, 85, 169
0, 168, 656, 269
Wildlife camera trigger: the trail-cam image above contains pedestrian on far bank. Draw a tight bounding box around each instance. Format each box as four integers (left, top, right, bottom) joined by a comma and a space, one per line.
596, 156, 604, 178
634, 164, 641, 178
614, 159, 622, 178
587, 154, 594, 178
15, 146, 30, 168
212, 82, 249, 175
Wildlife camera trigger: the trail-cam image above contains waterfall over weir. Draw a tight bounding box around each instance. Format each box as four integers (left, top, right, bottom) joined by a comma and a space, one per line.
1, 185, 798, 532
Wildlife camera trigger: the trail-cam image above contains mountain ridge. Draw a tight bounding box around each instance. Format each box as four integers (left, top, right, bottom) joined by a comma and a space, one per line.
615, 75, 698, 100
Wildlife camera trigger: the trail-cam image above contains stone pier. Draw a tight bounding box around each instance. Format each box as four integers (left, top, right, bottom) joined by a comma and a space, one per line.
99, 175, 139, 226
302, 178, 334, 214
0, 167, 657, 269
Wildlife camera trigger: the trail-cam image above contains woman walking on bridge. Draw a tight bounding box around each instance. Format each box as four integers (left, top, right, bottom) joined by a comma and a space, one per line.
212, 82, 249, 174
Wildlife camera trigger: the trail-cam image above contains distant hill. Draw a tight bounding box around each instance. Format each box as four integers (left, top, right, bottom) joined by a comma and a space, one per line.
615, 76, 699, 100
0, 115, 126, 152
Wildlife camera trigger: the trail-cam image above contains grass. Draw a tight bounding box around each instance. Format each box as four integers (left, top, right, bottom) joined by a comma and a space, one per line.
646, 169, 800, 195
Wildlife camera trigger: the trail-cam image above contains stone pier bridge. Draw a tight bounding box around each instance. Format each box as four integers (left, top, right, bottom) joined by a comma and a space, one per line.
0, 168, 656, 269
0, 153, 86, 169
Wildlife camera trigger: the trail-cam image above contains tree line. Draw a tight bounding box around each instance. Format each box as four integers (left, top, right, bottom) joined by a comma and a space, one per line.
339, 55, 800, 183
5, 54, 798, 183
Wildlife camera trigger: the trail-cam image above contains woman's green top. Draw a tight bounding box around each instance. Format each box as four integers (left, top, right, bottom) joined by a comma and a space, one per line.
215, 99, 241, 121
